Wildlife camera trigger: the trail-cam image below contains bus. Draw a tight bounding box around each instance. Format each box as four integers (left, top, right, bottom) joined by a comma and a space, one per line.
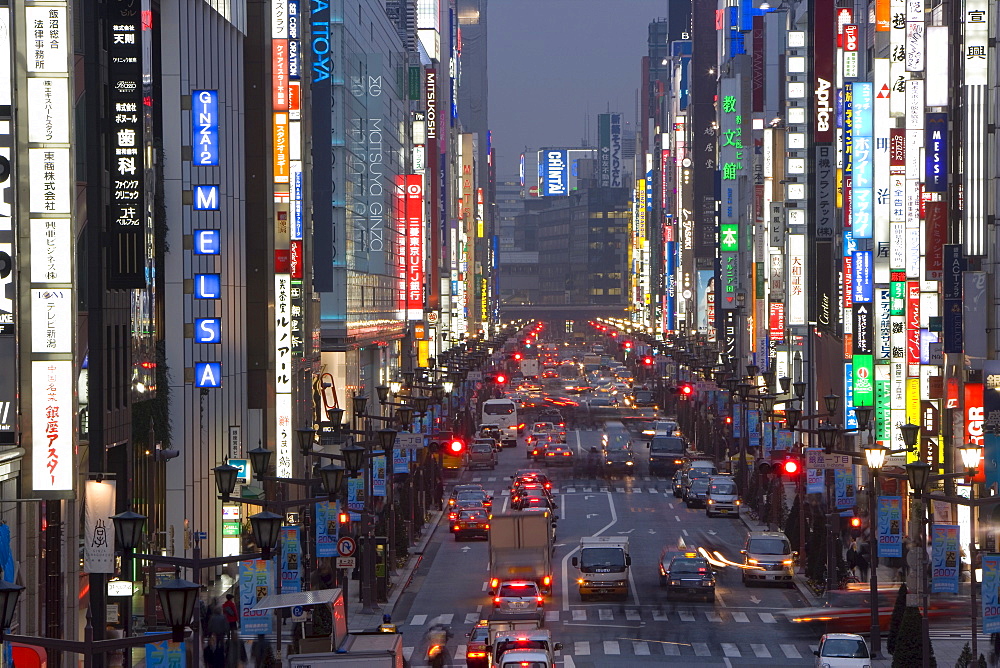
481, 398, 520, 448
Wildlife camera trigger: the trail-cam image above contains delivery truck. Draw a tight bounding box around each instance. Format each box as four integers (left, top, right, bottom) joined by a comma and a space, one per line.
572, 536, 631, 600
488, 512, 554, 594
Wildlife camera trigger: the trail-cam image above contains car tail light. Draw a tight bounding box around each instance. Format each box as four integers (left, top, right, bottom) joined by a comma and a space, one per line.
467, 652, 486, 658
484, 524, 489, 529
563, 451, 570, 456
536, 596, 544, 604
490, 578, 499, 589
494, 597, 501, 605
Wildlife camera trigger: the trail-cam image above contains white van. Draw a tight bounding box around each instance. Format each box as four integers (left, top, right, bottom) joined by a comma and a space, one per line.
482, 398, 519, 447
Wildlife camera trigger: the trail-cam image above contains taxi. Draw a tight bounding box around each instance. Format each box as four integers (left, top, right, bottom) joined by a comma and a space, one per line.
448, 483, 485, 508
451, 508, 490, 541
512, 469, 553, 491
464, 619, 489, 668
660, 551, 716, 602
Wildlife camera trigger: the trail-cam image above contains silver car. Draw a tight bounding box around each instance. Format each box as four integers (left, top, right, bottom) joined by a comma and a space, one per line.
493, 580, 544, 621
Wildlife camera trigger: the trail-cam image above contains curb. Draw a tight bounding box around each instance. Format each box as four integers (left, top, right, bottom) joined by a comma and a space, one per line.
385, 509, 445, 613
737, 510, 824, 607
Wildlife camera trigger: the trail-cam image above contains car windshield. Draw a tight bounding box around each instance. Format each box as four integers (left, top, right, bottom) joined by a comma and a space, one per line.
821, 638, 869, 658
502, 662, 547, 668
711, 482, 737, 495
471, 627, 489, 642
457, 491, 485, 501
604, 434, 631, 451
580, 547, 626, 572
472, 444, 492, 453
499, 583, 538, 597
748, 538, 791, 555
670, 558, 708, 574
460, 511, 486, 520
496, 640, 548, 653
484, 403, 515, 415
650, 437, 686, 453
690, 479, 709, 492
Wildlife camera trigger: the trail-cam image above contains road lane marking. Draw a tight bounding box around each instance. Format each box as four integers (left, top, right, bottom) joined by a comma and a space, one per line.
706, 611, 722, 622
598, 609, 613, 620
574, 641, 590, 655
652, 610, 669, 621
721, 643, 741, 657
633, 641, 650, 655
545, 610, 559, 622
663, 642, 681, 656
678, 611, 695, 622
564, 656, 576, 668
457, 644, 467, 657
565, 487, 576, 493
571, 609, 586, 620
625, 609, 640, 621
464, 612, 478, 624
431, 613, 453, 625
471, 477, 481, 482
674, 515, 681, 522
731, 611, 749, 622
408, 614, 427, 626
758, 612, 777, 623
780, 644, 801, 659
560, 491, 618, 611
682, 529, 689, 536
402, 646, 413, 661
603, 641, 620, 655
561, 493, 567, 520
693, 642, 711, 656
634, 488, 643, 493
751, 644, 771, 658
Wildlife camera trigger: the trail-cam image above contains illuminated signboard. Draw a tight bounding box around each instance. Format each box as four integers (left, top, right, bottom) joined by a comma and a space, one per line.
108, 3, 143, 232
194, 318, 222, 344
399, 175, 424, 317
22, 0, 77, 495
194, 362, 222, 388
788, 234, 806, 325
925, 113, 947, 193
194, 274, 221, 299
194, 230, 221, 255
193, 185, 220, 210
540, 149, 568, 196
192, 90, 219, 166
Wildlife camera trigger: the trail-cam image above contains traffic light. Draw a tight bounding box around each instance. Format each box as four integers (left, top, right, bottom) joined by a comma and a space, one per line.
622, 340, 633, 350
642, 356, 654, 366
339, 511, 350, 524
494, 373, 508, 385
679, 383, 693, 398
512, 351, 523, 362
447, 438, 466, 456
781, 457, 801, 476
849, 516, 863, 537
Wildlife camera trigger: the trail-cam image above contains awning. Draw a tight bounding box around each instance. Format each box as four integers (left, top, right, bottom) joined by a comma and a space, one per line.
251, 588, 342, 611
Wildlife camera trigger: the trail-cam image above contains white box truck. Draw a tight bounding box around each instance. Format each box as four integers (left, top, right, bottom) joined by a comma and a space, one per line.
572, 536, 631, 601
488, 513, 554, 594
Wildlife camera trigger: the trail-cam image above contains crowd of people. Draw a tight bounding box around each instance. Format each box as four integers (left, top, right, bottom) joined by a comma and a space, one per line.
198, 594, 275, 668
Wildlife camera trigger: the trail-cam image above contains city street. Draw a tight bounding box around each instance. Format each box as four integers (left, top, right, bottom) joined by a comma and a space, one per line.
392, 428, 823, 667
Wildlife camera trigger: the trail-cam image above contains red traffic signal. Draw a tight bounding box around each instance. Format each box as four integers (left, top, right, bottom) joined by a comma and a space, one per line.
679, 384, 693, 396
623, 340, 633, 349
513, 352, 523, 361
849, 516, 862, 529
781, 458, 801, 476
338, 512, 350, 524
495, 373, 508, 384
642, 356, 654, 366
447, 439, 466, 455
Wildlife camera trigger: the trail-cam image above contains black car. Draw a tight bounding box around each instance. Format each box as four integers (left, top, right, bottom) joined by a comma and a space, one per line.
647, 436, 687, 476
631, 389, 657, 407
602, 447, 635, 475
684, 478, 710, 508
660, 551, 716, 601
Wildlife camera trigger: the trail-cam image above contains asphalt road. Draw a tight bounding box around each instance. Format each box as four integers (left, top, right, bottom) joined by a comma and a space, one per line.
392, 428, 825, 667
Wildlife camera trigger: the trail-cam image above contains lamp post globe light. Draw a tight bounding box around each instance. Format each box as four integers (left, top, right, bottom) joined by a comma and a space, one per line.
960, 443, 984, 662
249, 511, 283, 560
154, 576, 201, 643
905, 459, 932, 668
214, 462, 240, 501
111, 510, 148, 552
0, 579, 24, 641
248, 446, 273, 478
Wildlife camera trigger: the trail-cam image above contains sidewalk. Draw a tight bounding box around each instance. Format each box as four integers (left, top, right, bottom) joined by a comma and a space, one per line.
738, 510, 978, 666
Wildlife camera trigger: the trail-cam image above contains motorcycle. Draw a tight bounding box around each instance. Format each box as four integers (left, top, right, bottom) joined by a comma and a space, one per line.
425, 624, 452, 668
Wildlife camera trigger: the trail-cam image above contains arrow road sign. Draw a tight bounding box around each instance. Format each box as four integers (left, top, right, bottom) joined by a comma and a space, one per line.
337, 536, 357, 557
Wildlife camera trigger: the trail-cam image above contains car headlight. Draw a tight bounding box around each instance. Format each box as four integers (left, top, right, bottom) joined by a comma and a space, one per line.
734, 499, 741, 505
625, 461, 634, 466
748, 558, 759, 565
707, 499, 715, 504
670, 580, 680, 586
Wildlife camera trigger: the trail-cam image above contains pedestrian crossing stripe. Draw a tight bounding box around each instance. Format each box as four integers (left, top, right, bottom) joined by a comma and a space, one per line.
401, 640, 822, 660
404, 609, 781, 626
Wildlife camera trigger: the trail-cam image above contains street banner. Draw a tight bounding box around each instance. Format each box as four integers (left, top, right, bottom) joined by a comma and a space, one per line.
144, 638, 185, 668
762, 423, 773, 457
982, 554, 1000, 633
315, 500, 337, 558
84, 479, 116, 573
239, 559, 274, 635
733, 403, 742, 438
877, 496, 903, 557
931, 524, 960, 593
280, 526, 302, 593
393, 448, 411, 475
747, 410, 760, 448
835, 468, 856, 510
777, 430, 793, 452
347, 476, 364, 518
372, 455, 387, 497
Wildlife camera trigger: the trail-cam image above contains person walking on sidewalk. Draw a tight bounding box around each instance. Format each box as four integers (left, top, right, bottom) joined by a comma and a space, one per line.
223, 594, 240, 641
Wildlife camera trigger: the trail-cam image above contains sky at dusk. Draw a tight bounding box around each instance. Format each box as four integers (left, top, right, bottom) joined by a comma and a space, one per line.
487, 0, 671, 176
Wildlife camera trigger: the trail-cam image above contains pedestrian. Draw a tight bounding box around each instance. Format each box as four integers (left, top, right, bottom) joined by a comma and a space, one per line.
222, 593, 240, 640
846, 539, 859, 576
434, 476, 444, 510
858, 541, 871, 582
207, 603, 229, 645
199, 598, 211, 636
203, 636, 226, 668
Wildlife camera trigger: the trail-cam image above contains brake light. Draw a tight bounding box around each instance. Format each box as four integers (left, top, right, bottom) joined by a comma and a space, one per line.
484, 524, 489, 529
467, 652, 486, 658
508, 583, 529, 587
494, 597, 501, 605
536, 596, 544, 604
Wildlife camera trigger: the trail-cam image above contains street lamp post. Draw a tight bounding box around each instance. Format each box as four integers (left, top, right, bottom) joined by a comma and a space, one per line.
959, 444, 983, 661
863, 442, 888, 658
905, 460, 932, 668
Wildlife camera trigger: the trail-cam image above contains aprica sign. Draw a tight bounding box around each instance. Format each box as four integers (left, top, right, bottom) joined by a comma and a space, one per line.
815, 78, 833, 136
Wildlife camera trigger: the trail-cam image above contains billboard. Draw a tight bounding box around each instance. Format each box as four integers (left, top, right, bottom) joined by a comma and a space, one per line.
539, 149, 568, 196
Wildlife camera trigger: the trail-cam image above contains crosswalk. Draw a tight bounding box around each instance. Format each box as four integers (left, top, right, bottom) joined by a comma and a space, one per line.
404, 607, 783, 626
400, 639, 820, 661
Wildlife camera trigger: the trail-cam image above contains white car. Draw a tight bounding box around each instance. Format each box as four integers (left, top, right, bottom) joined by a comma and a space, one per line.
814, 633, 871, 668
